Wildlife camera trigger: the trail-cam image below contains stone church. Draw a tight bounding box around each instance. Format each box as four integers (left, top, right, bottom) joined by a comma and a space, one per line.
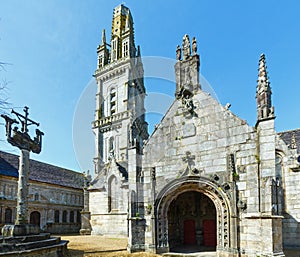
88, 4, 300, 257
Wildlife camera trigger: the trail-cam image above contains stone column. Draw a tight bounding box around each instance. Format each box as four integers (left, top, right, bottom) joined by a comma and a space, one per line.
80, 175, 91, 235
15, 149, 30, 225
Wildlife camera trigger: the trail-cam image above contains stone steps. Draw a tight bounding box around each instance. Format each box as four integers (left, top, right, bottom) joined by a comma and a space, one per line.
0, 233, 68, 256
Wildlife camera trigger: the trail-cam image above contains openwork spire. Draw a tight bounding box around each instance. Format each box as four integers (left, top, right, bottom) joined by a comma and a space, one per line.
256, 53, 274, 121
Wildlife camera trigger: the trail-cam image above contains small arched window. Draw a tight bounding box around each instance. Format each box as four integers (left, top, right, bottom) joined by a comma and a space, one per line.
62, 210, 67, 223
70, 211, 74, 223
54, 210, 60, 223
4, 208, 12, 224
109, 136, 114, 153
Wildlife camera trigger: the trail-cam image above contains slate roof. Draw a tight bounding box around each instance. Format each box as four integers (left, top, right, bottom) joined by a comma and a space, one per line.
278, 128, 300, 153
0, 150, 84, 189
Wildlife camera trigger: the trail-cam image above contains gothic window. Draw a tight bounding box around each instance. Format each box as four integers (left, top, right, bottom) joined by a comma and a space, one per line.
62, 210, 67, 223
275, 154, 283, 179
4, 208, 12, 224
70, 211, 74, 223
108, 176, 118, 212
110, 88, 117, 115
123, 41, 129, 57
54, 210, 60, 223
275, 152, 284, 214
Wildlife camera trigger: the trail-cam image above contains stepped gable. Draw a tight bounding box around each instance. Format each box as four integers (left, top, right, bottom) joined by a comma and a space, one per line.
0, 150, 84, 189
279, 128, 300, 153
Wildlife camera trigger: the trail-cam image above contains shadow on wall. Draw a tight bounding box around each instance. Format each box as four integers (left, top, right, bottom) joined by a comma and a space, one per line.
283, 212, 300, 251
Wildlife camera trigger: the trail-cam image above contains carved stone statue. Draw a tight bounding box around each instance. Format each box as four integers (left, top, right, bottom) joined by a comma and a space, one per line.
192, 37, 197, 55
176, 45, 181, 60
182, 34, 191, 60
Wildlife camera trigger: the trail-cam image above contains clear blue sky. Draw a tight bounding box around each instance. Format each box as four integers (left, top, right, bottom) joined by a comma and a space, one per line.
1, 0, 300, 174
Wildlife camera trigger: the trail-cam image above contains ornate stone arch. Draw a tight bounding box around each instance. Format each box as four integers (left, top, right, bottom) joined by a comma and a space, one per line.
154, 176, 234, 254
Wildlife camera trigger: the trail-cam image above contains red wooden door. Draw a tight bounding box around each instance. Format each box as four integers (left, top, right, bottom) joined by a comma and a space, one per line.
203, 220, 216, 246
184, 219, 196, 244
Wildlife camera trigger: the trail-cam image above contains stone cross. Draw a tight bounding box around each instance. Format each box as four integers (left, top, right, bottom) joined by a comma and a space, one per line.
1, 107, 44, 235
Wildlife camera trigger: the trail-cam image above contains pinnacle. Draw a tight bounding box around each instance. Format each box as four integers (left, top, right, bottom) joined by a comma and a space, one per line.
101, 29, 106, 46
257, 53, 269, 87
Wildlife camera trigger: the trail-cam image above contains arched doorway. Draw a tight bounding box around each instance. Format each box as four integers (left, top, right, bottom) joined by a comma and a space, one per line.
154, 177, 232, 255
167, 191, 217, 252
30, 211, 41, 227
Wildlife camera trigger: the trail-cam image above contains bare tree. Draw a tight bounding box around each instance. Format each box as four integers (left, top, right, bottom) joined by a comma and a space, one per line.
0, 61, 11, 115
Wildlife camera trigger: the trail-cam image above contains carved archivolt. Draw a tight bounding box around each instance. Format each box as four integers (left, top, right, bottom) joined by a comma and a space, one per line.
154, 176, 231, 251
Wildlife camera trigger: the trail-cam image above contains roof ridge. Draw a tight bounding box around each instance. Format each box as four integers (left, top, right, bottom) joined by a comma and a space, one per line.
278, 128, 300, 134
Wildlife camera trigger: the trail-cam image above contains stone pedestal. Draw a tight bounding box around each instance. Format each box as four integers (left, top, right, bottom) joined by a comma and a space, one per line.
2, 224, 40, 237
80, 211, 91, 235
128, 218, 146, 253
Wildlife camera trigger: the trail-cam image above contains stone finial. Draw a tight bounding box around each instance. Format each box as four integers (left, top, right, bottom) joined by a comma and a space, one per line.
182, 34, 191, 60
176, 45, 181, 60
291, 132, 297, 149
101, 29, 106, 46
192, 37, 197, 55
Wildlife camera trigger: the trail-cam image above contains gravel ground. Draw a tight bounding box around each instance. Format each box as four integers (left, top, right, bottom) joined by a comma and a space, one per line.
61, 235, 160, 257
61, 234, 300, 257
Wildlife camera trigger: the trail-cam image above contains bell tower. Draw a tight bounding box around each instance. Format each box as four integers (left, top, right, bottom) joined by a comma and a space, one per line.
93, 4, 148, 175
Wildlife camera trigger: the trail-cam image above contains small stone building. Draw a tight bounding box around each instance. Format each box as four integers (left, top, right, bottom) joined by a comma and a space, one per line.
0, 150, 84, 234
89, 4, 300, 256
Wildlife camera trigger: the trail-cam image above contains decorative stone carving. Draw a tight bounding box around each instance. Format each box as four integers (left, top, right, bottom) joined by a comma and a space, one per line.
179, 151, 198, 177
181, 94, 195, 114
237, 199, 247, 211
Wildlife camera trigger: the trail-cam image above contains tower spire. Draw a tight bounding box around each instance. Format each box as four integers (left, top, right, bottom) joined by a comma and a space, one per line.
256, 53, 274, 121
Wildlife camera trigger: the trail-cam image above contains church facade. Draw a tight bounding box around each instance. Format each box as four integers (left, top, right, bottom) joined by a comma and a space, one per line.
89, 4, 300, 257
